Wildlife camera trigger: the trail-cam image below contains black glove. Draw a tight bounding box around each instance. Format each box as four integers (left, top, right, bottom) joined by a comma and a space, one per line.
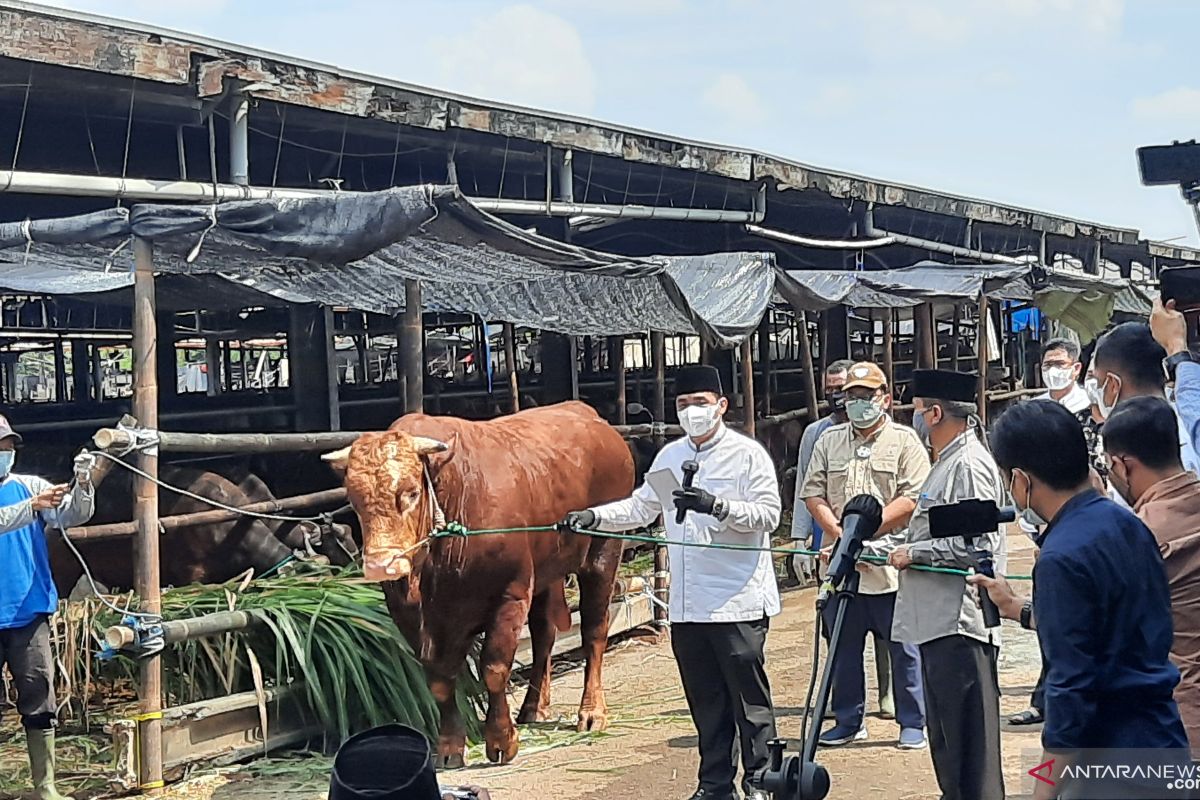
560, 509, 597, 532
672, 486, 719, 517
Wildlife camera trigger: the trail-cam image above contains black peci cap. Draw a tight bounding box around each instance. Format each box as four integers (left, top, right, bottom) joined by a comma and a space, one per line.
674, 365, 723, 397
910, 369, 978, 404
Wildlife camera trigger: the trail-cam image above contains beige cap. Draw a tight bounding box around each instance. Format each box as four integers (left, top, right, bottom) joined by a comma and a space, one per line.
841, 362, 888, 391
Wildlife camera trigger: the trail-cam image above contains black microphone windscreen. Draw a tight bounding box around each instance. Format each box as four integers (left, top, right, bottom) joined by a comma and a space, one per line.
842, 494, 883, 526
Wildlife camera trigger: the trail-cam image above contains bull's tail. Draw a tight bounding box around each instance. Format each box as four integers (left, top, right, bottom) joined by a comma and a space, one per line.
549, 579, 572, 632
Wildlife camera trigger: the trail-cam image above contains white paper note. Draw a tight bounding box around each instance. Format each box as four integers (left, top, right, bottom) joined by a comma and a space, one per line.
645, 468, 682, 509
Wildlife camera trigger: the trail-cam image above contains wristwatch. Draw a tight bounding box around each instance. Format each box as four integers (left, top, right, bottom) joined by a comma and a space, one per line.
1164, 351, 1196, 382
1019, 599, 1034, 630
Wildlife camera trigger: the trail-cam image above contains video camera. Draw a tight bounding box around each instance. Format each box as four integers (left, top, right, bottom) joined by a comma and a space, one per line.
1137, 140, 1200, 237
927, 499, 1015, 628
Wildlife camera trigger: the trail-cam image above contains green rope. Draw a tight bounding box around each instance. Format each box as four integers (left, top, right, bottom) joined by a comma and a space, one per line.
429, 524, 1033, 581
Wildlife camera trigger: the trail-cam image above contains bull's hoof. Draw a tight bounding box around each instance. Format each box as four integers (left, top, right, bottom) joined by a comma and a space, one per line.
515, 706, 551, 725
577, 706, 609, 732
485, 727, 520, 765
436, 734, 467, 770
435, 751, 466, 770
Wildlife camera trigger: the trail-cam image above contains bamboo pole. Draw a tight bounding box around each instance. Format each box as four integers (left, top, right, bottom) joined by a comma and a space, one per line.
649, 331, 668, 626
612, 336, 626, 425
504, 323, 520, 413
977, 296, 989, 425
757, 314, 772, 418
883, 310, 896, 389
798, 312, 819, 425
94, 428, 363, 454
741, 339, 756, 436
951, 303, 962, 371
400, 279, 423, 414
95, 424, 676, 454
67, 488, 347, 541
132, 237, 163, 792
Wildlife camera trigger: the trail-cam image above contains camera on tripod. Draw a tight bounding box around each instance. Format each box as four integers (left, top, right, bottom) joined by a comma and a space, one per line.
927, 498, 1015, 628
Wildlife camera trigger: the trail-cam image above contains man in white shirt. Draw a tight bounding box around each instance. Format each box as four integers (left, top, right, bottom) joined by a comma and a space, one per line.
562, 365, 780, 800
1033, 338, 1090, 413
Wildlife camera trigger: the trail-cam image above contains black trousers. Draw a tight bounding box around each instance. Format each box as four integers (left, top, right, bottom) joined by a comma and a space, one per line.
672, 618, 777, 798
919, 635, 1005, 800
1031, 647, 1048, 713
0, 615, 58, 729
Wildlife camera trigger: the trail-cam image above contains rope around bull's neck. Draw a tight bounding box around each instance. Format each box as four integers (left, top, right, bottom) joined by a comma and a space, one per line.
427, 523, 1033, 581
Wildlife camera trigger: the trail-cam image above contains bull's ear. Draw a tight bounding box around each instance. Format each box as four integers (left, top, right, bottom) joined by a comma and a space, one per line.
321, 445, 353, 473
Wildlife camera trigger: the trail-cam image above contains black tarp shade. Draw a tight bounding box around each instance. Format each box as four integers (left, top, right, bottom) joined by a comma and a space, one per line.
774, 262, 1150, 341
0, 186, 776, 346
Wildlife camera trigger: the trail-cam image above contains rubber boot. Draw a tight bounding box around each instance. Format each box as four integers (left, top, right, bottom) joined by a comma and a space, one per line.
873, 635, 895, 719
26, 728, 74, 800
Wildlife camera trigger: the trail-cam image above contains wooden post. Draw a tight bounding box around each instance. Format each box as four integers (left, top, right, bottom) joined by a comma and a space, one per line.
798, 311, 819, 424
816, 313, 828, 396
977, 297, 989, 425
951, 303, 962, 371
915, 302, 935, 369
288, 306, 340, 432
70, 339, 89, 402
651, 332, 667, 432
504, 323, 520, 413
400, 279, 424, 414
757, 313, 772, 418
740, 338, 756, 436
131, 237, 163, 793
883, 310, 896, 390
650, 331, 668, 626
611, 336, 626, 425
53, 340, 66, 403
205, 338, 222, 396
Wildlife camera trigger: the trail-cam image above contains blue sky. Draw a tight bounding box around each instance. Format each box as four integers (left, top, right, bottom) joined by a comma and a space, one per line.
45, 0, 1200, 244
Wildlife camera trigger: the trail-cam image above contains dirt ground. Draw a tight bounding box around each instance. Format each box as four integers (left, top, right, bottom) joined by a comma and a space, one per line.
154, 529, 1044, 800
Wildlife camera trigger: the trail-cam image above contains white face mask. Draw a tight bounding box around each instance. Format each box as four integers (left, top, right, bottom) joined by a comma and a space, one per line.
1042, 366, 1075, 391
678, 404, 721, 439
1009, 470, 1047, 528
1094, 374, 1121, 420
0, 450, 13, 478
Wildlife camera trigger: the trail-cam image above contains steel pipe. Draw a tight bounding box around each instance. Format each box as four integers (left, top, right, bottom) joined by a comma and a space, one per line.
0, 170, 762, 221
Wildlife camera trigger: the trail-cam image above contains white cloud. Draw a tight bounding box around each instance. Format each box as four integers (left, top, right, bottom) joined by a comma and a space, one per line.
546, 0, 684, 13
702, 73, 766, 126
806, 83, 858, 117
430, 4, 597, 116
1132, 87, 1200, 125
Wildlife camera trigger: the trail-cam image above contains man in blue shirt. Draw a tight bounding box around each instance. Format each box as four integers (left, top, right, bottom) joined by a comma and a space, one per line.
971, 400, 1187, 799
1151, 297, 1200, 461
0, 416, 95, 800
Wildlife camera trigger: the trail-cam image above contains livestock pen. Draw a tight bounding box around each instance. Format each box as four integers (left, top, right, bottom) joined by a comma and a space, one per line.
0, 190, 1147, 794
0, 5, 1177, 792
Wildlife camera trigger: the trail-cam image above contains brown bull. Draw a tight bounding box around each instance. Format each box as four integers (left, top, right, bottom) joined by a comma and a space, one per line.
323, 401, 632, 766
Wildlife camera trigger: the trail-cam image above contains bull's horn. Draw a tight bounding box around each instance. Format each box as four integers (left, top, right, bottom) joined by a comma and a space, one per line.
410, 436, 449, 455
321, 446, 352, 467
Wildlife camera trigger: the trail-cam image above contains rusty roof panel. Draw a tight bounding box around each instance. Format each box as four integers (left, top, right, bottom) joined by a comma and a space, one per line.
0, 8, 194, 84
622, 137, 752, 180
450, 105, 625, 156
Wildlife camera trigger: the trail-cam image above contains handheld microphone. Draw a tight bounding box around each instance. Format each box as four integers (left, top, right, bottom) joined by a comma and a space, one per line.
816, 494, 883, 609
676, 460, 699, 524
